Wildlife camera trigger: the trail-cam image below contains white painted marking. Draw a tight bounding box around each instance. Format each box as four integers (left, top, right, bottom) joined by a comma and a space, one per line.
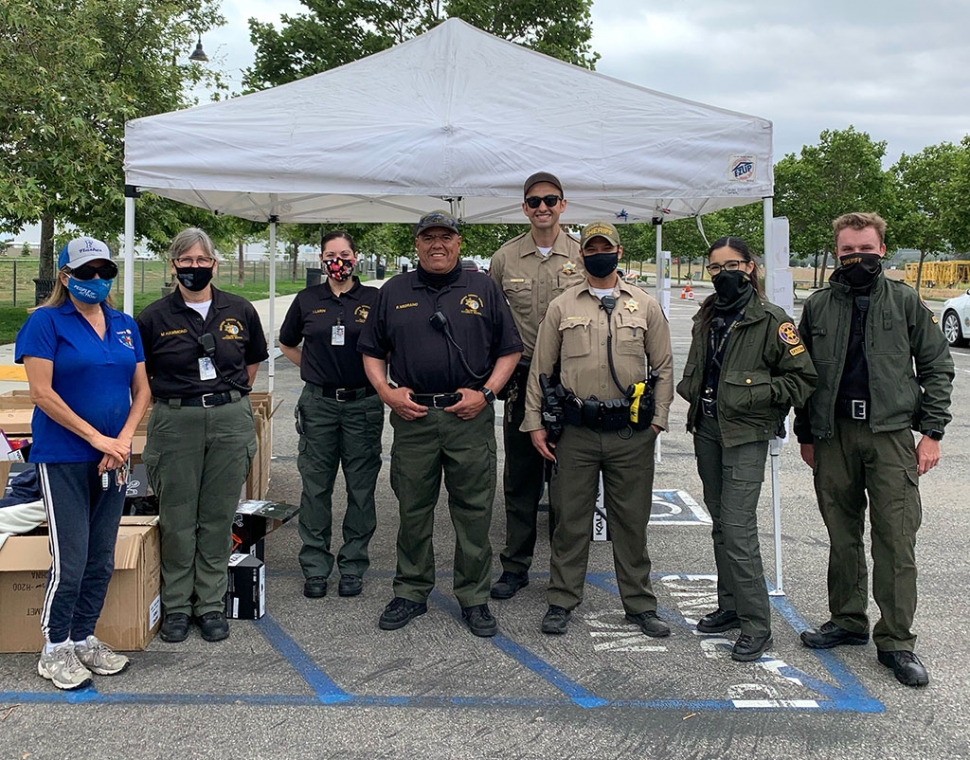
733, 699, 820, 709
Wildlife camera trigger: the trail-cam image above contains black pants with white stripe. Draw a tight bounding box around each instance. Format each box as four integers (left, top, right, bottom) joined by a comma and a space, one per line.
37, 462, 126, 644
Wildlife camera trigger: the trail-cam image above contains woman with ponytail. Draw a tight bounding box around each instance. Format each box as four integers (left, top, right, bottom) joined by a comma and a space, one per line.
676, 237, 816, 662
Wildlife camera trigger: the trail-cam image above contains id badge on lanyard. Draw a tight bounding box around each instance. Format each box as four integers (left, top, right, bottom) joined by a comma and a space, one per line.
331, 321, 345, 346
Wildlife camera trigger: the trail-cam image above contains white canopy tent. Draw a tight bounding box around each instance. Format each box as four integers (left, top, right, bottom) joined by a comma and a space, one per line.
123, 17, 788, 590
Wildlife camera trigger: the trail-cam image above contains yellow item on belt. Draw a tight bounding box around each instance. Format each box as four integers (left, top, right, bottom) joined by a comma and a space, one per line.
629, 382, 646, 424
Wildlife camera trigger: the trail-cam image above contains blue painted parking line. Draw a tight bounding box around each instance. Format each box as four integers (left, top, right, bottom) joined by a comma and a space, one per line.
1, 572, 885, 712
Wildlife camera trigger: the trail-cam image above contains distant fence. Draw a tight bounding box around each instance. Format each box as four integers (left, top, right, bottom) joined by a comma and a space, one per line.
0, 259, 321, 307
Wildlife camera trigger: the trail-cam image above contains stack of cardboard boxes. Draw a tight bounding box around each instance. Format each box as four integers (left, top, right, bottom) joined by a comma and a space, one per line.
0, 391, 297, 651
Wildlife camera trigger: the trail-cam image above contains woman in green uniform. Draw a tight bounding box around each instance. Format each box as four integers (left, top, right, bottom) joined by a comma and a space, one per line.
677, 237, 816, 662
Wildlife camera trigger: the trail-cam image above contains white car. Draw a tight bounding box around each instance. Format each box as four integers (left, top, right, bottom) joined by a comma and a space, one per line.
940, 288, 970, 347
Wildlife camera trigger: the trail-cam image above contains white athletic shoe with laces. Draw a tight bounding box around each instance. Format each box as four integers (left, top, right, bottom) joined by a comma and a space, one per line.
37, 643, 93, 690
75, 635, 130, 675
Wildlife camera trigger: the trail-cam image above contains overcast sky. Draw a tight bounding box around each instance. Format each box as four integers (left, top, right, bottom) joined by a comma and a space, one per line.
201, 0, 970, 166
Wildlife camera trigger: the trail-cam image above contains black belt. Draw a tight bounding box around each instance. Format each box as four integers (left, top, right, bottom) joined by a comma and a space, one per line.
836, 398, 869, 420
158, 391, 241, 408
410, 392, 462, 408
317, 386, 377, 402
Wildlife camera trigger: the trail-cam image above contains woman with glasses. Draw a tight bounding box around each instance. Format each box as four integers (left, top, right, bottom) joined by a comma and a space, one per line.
279, 230, 383, 601
16, 237, 151, 690
676, 237, 816, 662
136, 228, 268, 644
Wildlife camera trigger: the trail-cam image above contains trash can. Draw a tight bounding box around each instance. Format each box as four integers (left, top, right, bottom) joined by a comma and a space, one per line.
33, 278, 56, 306
306, 268, 323, 288
376, 264, 386, 280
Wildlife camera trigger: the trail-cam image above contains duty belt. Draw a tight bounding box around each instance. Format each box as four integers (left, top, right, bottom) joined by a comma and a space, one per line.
410, 392, 462, 408
317, 385, 377, 402
158, 391, 241, 408
836, 398, 869, 420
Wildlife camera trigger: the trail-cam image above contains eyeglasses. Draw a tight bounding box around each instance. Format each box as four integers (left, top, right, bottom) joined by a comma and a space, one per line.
706, 259, 746, 276
175, 256, 215, 268
524, 195, 562, 209
69, 261, 118, 281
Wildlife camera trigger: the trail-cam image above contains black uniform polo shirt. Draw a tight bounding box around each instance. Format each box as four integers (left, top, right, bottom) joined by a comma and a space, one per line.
136, 286, 269, 398
358, 269, 522, 393
279, 278, 378, 389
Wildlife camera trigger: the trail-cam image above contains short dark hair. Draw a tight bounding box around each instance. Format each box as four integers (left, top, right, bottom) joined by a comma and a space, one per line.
321, 230, 357, 252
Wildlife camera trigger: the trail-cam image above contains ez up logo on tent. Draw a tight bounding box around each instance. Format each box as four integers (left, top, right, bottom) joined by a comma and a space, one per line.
729, 155, 756, 181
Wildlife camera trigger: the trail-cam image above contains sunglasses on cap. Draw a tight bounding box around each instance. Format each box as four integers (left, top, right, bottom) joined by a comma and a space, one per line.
68, 261, 118, 281
525, 195, 563, 209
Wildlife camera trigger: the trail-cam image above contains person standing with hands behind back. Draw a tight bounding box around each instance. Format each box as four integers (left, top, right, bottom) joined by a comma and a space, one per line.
677, 237, 816, 662
17, 237, 150, 690
137, 228, 268, 645
280, 230, 384, 601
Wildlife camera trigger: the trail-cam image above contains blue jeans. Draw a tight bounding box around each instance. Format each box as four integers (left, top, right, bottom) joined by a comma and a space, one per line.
37, 462, 126, 643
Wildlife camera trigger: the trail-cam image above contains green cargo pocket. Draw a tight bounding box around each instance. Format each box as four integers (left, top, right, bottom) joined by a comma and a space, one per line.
901, 469, 922, 537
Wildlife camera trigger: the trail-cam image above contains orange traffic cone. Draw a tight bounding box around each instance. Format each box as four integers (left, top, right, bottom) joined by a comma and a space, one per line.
680, 284, 694, 300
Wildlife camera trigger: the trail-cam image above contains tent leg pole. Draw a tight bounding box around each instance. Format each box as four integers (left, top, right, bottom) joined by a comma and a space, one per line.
123, 187, 138, 316
769, 438, 785, 596
654, 223, 663, 465
268, 218, 277, 396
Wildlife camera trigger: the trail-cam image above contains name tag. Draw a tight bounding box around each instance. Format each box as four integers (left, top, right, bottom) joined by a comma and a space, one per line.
198, 357, 216, 381
331, 325, 345, 346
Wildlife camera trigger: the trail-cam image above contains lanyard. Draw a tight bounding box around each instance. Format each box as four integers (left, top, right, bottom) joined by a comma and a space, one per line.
708, 313, 742, 376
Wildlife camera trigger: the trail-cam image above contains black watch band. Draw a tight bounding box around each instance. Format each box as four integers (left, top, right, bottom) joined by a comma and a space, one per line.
922, 429, 944, 441
481, 387, 496, 405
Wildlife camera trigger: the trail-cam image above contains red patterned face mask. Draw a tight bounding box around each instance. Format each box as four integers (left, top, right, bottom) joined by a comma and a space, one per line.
324, 257, 355, 282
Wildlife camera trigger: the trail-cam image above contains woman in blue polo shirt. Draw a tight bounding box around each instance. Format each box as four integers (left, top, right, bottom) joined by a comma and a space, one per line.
15, 237, 151, 691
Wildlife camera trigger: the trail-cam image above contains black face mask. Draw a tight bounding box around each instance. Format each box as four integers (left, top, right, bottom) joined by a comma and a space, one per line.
713, 269, 753, 312
835, 253, 882, 290
583, 252, 618, 279
175, 266, 214, 292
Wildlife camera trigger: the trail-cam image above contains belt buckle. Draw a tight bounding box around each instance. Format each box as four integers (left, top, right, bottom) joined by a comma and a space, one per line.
200, 393, 219, 408
851, 399, 867, 420
432, 394, 451, 408
335, 388, 349, 403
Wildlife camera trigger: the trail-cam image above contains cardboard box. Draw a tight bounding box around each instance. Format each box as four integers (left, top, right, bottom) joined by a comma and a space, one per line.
0, 516, 161, 653
231, 500, 299, 552
225, 552, 265, 620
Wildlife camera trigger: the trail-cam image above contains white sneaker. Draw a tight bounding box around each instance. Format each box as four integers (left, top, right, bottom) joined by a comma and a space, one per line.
37, 643, 93, 690
75, 635, 130, 675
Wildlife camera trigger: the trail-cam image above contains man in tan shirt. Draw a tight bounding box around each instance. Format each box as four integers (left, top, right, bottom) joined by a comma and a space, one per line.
488, 172, 585, 600
523, 221, 674, 637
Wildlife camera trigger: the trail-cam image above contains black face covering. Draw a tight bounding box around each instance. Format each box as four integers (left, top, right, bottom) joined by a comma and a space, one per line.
713, 269, 753, 312
833, 253, 882, 290
175, 266, 214, 292
416, 262, 462, 290
583, 252, 619, 279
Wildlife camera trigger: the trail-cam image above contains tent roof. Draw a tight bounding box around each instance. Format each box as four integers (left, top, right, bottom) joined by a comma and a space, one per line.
124, 18, 772, 225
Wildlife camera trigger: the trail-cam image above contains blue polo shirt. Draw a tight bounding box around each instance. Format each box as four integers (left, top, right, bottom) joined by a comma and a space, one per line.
15, 301, 145, 463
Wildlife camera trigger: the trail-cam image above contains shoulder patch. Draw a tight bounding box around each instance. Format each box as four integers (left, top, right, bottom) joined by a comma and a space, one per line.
778, 322, 800, 345
789, 344, 806, 356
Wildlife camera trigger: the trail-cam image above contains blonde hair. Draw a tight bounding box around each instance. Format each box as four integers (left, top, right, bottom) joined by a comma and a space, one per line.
832, 212, 886, 248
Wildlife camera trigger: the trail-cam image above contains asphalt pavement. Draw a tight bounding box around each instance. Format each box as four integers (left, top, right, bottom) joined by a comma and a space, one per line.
1, 279, 969, 760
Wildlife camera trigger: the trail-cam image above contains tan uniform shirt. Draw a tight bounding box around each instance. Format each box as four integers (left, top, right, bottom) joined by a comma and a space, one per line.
490, 229, 585, 358
522, 279, 674, 432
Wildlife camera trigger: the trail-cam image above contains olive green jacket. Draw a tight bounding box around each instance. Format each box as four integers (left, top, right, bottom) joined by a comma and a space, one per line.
677, 295, 817, 447
792, 273, 954, 443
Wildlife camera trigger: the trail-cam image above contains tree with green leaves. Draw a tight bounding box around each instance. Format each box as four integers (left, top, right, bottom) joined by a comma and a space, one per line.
0, 0, 224, 285
946, 136, 970, 255
891, 142, 961, 291
245, 0, 597, 90
774, 127, 893, 287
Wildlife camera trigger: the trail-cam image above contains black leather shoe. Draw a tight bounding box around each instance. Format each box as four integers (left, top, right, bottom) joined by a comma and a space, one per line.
732, 632, 774, 662
338, 574, 363, 597
159, 612, 190, 643
541, 605, 571, 635
303, 576, 328, 599
625, 610, 671, 638
800, 621, 869, 649
490, 571, 529, 600
378, 597, 428, 630
696, 608, 741, 633
878, 649, 929, 687
461, 604, 498, 637
196, 611, 230, 642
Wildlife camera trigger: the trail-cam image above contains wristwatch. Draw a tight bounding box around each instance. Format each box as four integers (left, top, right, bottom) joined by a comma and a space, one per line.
922, 429, 944, 441
481, 387, 496, 405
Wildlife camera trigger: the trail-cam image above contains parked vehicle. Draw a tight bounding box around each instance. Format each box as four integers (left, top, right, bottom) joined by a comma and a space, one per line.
940, 288, 970, 347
